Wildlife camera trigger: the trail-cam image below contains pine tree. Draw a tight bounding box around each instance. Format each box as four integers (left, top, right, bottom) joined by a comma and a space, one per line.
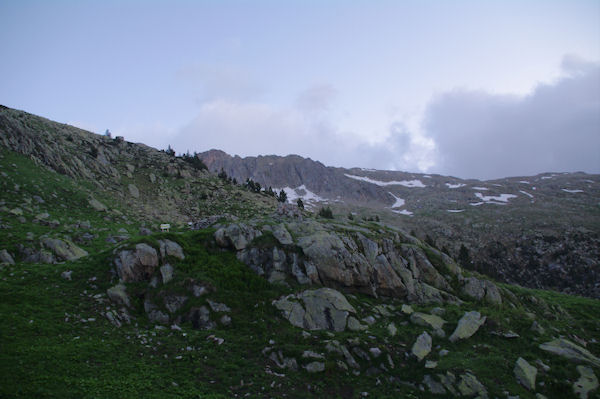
458, 244, 471, 267
277, 189, 287, 203
296, 198, 304, 209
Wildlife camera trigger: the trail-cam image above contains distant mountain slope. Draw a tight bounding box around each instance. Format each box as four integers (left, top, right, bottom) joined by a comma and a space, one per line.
199, 149, 600, 298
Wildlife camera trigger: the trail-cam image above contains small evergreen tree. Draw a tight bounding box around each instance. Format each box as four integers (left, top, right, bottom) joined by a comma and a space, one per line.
166, 145, 175, 156
218, 168, 228, 180
277, 189, 288, 203
296, 198, 304, 209
318, 207, 334, 219
348, 212, 354, 220
458, 244, 471, 267
104, 129, 111, 138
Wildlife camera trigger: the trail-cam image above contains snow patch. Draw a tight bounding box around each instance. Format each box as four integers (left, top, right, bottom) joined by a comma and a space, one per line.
472, 186, 489, 191
475, 192, 517, 203
392, 209, 413, 216
345, 174, 426, 188
447, 209, 465, 213
519, 190, 534, 198
274, 185, 326, 207
562, 189, 584, 193
519, 180, 530, 184
388, 192, 405, 208
470, 202, 485, 206
446, 182, 466, 189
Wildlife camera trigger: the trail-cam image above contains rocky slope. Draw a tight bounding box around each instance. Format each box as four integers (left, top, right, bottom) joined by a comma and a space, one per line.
1, 105, 599, 398
199, 149, 600, 298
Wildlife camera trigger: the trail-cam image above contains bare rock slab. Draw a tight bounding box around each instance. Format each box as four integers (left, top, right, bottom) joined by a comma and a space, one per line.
449, 311, 486, 342
514, 357, 537, 391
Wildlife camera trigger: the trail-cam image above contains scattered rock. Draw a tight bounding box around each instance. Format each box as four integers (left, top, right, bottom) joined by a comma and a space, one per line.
192, 285, 208, 297
89, 198, 108, 212
387, 322, 397, 337
208, 299, 231, 313
514, 357, 537, 391
369, 347, 382, 358
304, 362, 325, 373
0, 249, 15, 265
107, 283, 131, 308
186, 306, 215, 330
215, 223, 262, 251
219, 315, 232, 326
347, 316, 368, 331
158, 239, 185, 260
461, 277, 502, 305
449, 311, 486, 342
41, 238, 88, 261
128, 184, 140, 198
60, 270, 72, 280
573, 365, 598, 399
160, 264, 174, 284
410, 312, 446, 337
411, 331, 432, 361
457, 372, 488, 398
272, 224, 293, 245
164, 295, 188, 313
425, 360, 438, 369
423, 375, 446, 394
539, 339, 600, 367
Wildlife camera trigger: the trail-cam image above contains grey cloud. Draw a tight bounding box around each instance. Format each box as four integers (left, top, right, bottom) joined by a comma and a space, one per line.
425, 58, 600, 179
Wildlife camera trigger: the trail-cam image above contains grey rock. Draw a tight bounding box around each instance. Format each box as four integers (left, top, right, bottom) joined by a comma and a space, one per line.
304, 361, 325, 373
302, 350, 325, 359
539, 339, 600, 367
387, 322, 397, 337
457, 372, 488, 398
89, 198, 108, 211
449, 311, 487, 342
164, 295, 188, 313
369, 347, 382, 358
186, 306, 215, 330
0, 249, 15, 265
158, 239, 185, 260
160, 264, 174, 284
107, 283, 131, 308
347, 316, 368, 331
192, 285, 208, 297
214, 223, 261, 251
514, 357, 537, 391
425, 360, 438, 369
573, 365, 598, 399
410, 312, 446, 331
114, 243, 159, 282
273, 288, 356, 332
208, 299, 231, 313
272, 224, 293, 245
41, 238, 88, 261
411, 331, 432, 361
61, 270, 72, 280
531, 321, 545, 335
423, 375, 446, 394
401, 304, 414, 314
128, 184, 140, 198
461, 277, 502, 305
219, 315, 232, 326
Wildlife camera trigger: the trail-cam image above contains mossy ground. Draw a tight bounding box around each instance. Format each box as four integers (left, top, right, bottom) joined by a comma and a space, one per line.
1, 149, 599, 398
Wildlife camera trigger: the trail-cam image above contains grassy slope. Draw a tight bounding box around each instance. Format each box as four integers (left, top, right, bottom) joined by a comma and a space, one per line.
1, 149, 599, 398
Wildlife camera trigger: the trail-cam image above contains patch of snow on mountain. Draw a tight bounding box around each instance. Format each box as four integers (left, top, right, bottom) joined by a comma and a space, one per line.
423, 175, 432, 178
388, 192, 405, 208
275, 185, 326, 207
344, 174, 426, 188
447, 209, 465, 213
475, 193, 517, 203
541, 176, 553, 180
519, 190, 534, 198
470, 202, 485, 206
392, 209, 413, 216
472, 186, 489, 191
519, 180, 530, 184
562, 189, 584, 193
446, 183, 466, 189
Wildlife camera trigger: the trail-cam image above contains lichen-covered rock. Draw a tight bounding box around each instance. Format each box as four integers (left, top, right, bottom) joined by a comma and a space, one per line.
573, 365, 598, 399
539, 339, 600, 367
449, 311, 487, 342
410, 312, 446, 331
514, 357, 537, 391
411, 331, 432, 361
158, 239, 185, 260
114, 243, 159, 282
107, 283, 131, 308
273, 288, 356, 332
41, 237, 88, 261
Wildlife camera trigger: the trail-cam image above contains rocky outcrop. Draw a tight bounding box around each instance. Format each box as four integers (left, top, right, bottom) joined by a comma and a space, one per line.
0, 249, 15, 265
539, 339, 600, 367
114, 243, 159, 282
41, 238, 88, 261
273, 288, 356, 332
460, 277, 502, 305
574, 366, 598, 399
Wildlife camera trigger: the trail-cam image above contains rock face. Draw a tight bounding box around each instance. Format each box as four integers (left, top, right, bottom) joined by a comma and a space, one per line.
539, 339, 600, 367
573, 366, 598, 399
461, 277, 502, 305
273, 288, 356, 332
217, 220, 465, 303
411, 331, 432, 361
41, 238, 88, 261
514, 357, 537, 391
158, 239, 185, 260
115, 243, 159, 282
449, 311, 487, 342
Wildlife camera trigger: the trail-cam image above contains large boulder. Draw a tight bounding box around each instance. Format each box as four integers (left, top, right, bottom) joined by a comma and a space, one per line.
539, 339, 600, 367
573, 366, 598, 399
410, 312, 446, 331
449, 311, 486, 342
411, 331, 432, 361
88, 197, 107, 212
115, 243, 159, 282
158, 239, 185, 260
514, 357, 537, 391
0, 249, 15, 265
107, 283, 131, 308
273, 288, 356, 332
461, 277, 502, 305
41, 238, 88, 261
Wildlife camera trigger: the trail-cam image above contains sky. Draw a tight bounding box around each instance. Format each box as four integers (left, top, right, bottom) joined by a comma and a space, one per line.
1, 0, 599, 180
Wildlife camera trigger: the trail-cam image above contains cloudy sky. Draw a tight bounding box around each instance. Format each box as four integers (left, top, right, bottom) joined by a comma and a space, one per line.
1, 1, 599, 179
